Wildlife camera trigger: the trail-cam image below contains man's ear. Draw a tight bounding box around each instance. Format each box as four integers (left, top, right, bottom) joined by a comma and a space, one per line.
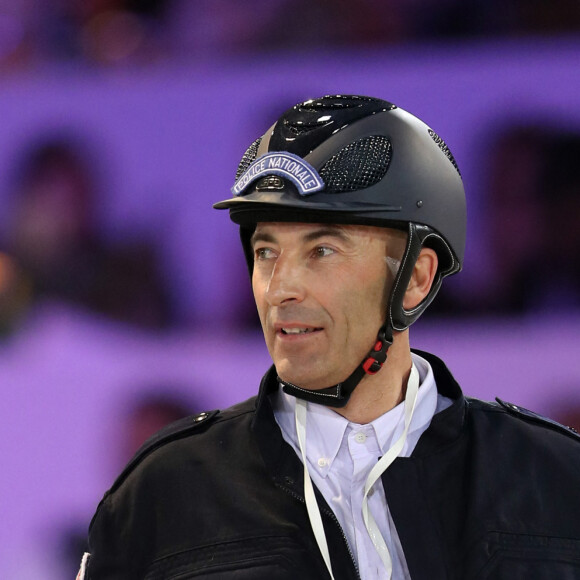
403, 248, 438, 310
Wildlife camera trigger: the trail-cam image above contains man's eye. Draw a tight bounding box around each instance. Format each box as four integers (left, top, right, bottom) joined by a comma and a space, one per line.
314, 246, 334, 258
255, 247, 275, 260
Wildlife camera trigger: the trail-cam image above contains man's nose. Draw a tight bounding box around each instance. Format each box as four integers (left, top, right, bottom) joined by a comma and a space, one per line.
265, 254, 306, 306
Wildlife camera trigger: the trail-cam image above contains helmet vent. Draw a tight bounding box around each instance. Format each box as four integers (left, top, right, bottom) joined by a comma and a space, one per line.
235, 137, 262, 180
285, 119, 332, 137
319, 135, 392, 193
298, 95, 377, 112
428, 129, 461, 176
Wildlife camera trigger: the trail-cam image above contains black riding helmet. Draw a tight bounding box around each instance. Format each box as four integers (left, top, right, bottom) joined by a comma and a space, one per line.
214, 95, 466, 407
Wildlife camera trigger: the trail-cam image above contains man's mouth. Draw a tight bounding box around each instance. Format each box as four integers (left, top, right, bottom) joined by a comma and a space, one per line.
280, 327, 322, 335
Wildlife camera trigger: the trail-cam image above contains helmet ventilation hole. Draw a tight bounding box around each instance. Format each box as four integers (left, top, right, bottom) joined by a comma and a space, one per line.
428, 129, 461, 176
235, 137, 262, 180
284, 119, 333, 136
319, 135, 392, 193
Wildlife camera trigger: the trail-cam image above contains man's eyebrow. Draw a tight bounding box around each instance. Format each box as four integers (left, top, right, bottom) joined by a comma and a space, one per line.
250, 231, 276, 247
251, 226, 351, 248
302, 226, 350, 244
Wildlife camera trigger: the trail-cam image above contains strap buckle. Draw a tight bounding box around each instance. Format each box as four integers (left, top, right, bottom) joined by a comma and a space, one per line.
362, 328, 391, 375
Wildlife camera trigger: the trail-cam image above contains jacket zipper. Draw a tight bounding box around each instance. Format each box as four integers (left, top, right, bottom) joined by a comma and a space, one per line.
276, 481, 361, 580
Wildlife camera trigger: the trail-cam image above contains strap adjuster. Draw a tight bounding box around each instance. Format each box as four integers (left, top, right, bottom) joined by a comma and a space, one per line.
362, 357, 383, 374
362, 330, 391, 376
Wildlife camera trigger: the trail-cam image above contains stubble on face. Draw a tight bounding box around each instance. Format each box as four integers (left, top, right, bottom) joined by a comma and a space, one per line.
251, 222, 406, 391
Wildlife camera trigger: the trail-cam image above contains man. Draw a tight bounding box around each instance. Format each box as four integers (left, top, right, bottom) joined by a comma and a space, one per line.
82, 95, 580, 579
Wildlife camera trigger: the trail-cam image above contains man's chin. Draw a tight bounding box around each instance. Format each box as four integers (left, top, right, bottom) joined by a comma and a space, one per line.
274, 357, 354, 391
277, 369, 318, 391
276, 368, 340, 392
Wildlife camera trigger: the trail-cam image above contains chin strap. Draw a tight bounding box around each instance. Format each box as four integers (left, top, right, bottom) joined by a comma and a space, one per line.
279, 325, 393, 408
278, 222, 450, 408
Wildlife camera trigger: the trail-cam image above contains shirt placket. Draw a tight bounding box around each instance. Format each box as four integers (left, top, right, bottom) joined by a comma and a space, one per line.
348, 424, 386, 578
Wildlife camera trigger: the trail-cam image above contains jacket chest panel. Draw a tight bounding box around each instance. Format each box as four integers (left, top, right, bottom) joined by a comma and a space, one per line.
143, 533, 329, 580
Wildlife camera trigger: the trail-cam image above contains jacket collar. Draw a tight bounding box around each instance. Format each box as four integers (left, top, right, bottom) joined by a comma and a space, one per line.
251, 350, 467, 477
252, 365, 301, 489
408, 349, 467, 456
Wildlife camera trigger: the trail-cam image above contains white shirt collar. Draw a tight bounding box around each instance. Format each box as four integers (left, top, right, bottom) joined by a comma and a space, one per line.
272, 383, 348, 476
271, 352, 441, 475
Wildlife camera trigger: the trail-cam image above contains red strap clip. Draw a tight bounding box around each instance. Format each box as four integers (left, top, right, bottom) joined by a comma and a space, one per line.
362, 340, 386, 375
363, 357, 383, 375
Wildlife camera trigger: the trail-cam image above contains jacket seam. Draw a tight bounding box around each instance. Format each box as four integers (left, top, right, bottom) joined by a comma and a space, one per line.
93, 405, 258, 520
468, 402, 580, 443
149, 532, 305, 565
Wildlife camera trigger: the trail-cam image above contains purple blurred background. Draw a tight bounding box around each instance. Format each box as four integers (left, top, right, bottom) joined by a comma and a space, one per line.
0, 2, 579, 577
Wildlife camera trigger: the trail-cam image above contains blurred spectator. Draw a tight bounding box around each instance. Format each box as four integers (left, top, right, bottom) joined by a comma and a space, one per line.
431, 124, 580, 317
538, 135, 580, 308
1, 134, 174, 335
168, 0, 407, 57
37, 0, 171, 66
485, 127, 580, 313
508, 0, 580, 35
60, 388, 198, 579
483, 126, 549, 313
168, 0, 580, 54
118, 389, 199, 461
0, 250, 31, 336
2, 0, 580, 69
0, 0, 39, 69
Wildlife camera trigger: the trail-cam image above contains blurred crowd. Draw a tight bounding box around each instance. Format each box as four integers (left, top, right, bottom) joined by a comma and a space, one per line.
432, 125, 580, 317
2, 122, 579, 338
58, 389, 198, 579
0, 0, 579, 70
0, 134, 174, 337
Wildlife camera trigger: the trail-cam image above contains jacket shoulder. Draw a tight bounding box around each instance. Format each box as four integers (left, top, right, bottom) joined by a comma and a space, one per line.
468, 396, 580, 443
108, 397, 257, 494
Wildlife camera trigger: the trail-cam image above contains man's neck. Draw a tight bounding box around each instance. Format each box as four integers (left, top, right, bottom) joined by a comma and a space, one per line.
332, 332, 413, 424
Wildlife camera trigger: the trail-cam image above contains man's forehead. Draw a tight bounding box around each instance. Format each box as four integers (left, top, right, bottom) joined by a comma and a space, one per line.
252, 221, 403, 241
254, 221, 345, 233
252, 222, 353, 242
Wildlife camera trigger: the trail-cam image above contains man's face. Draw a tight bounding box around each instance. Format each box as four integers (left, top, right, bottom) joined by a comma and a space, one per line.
251, 222, 404, 390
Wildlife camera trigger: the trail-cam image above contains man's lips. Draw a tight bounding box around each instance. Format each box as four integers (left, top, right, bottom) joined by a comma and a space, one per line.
274, 323, 324, 336
280, 327, 322, 335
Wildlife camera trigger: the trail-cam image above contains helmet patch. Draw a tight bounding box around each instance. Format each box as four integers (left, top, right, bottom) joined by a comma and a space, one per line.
232, 152, 324, 196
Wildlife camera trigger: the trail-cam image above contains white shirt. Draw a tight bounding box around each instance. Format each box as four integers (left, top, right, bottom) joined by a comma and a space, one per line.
271, 352, 453, 580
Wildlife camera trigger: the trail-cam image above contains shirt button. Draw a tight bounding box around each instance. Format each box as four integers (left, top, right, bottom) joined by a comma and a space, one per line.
354, 432, 367, 444
317, 458, 327, 468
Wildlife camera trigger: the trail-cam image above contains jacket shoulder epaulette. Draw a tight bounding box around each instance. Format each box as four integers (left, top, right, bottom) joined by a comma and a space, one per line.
495, 398, 580, 442
109, 409, 220, 494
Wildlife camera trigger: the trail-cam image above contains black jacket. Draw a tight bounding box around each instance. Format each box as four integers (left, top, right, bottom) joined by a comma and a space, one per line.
86, 351, 580, 579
